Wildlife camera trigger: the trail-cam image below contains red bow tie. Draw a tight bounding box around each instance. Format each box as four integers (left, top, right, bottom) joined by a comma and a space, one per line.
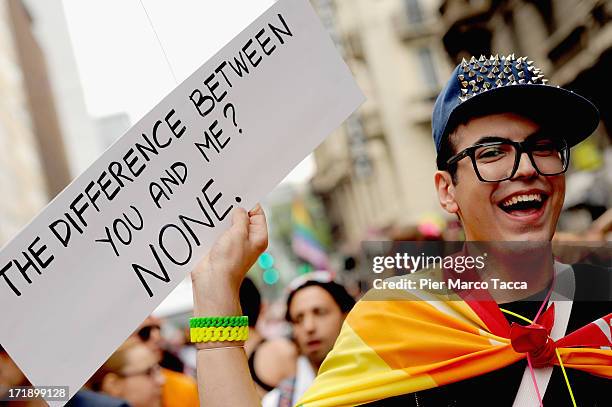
509, 304, 557, 367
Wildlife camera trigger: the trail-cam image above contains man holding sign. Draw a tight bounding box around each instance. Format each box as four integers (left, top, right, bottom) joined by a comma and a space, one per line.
190, 55, 611, 406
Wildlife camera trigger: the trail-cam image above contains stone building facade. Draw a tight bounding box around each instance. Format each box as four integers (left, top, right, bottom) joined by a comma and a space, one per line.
311, 0, 453, 252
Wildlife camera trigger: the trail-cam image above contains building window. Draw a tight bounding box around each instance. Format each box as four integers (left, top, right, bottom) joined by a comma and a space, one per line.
417, 47, 439, 93
405, 0, 424, 25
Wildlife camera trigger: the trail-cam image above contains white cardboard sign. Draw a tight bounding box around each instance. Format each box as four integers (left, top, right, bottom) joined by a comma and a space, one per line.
0, 0, 364, 403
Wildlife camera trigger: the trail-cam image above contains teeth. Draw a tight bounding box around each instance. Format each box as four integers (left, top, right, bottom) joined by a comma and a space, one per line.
501, 194, 543, 208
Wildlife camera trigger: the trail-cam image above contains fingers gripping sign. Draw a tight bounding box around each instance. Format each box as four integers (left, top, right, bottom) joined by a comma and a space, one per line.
192, 204, 268, 308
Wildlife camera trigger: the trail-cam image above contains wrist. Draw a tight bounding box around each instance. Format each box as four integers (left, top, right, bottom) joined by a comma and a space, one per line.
192, 276, 241, 317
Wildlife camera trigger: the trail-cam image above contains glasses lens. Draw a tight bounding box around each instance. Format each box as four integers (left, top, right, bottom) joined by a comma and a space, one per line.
137, 324, 160, 341
473, 139, 568, 181
530, 138, 567, 175
474, 143, 516, 181
137, 326, 152, 341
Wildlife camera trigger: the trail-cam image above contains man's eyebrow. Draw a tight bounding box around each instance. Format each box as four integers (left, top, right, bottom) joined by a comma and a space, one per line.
473, 130, 548, 145
473, 135, 509, 144
524, 130, 550, 141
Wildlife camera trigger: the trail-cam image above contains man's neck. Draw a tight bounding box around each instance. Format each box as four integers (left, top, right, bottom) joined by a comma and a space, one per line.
308, 357, 321, 374
464, 241, 555, 303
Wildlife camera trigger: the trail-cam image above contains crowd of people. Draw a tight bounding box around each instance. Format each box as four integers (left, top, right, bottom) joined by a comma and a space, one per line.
0, 270, 357, 407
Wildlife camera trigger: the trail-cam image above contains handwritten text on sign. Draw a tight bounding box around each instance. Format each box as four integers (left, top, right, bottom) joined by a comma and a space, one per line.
0, 0, 364, 403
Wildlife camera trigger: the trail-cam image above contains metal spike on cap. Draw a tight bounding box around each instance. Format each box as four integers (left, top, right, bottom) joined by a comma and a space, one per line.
476, 75, 484, 83
469, 80, 476, 86
498, 72, 506, 79
468, 70, 476, 78
517, 71, 525, 78
459, 96, 467, 103
507, 74, 515, 82
503, 66, 512, 74
463, 64, 470, 73
487, 71, 495, 79
479, 55, 486, 62
518, 78, 526, 84
461, 81, 468, 88
484, 58, 491, 67
516, 62, 523, 70
461, 88, 468, 95
470, 56, 477, 64
492, 66, 500, 73
527, 59, 534, 66
483, 81, 491, 89
495, 79, 503, 87
542, 79, 549, 84
458, 74, 465, 81
527, 65, 535, 72
479, 66, 488, 73
461, 57, 468, 66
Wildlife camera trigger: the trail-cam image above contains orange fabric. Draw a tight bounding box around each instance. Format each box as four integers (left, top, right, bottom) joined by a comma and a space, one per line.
161, 368, 199, 407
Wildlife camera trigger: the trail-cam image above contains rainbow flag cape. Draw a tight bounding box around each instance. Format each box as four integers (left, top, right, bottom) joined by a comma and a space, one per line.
297, 271, 612, 406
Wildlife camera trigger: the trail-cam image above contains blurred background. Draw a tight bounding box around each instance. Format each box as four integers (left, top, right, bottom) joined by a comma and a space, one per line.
0, 0, 610, 336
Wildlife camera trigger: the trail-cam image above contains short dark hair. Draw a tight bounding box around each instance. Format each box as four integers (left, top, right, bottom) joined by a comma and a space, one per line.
285, 280, 356, 322
239, 277, 261, 327
437, 131, 459, 183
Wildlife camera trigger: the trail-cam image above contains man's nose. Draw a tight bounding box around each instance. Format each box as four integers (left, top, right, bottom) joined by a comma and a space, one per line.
512, 151, 538, 179
302, 314, 316, 333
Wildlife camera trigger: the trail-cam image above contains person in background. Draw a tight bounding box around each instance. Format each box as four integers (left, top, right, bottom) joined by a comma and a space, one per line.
86, 338, 163, 407
1, 343, 130, 407
262, 275, 356, 407
132, 317, 199, 407
240, 277, 298, 397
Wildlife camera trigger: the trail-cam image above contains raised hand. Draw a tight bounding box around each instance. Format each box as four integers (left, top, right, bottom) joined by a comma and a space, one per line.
191, 204, 268, 315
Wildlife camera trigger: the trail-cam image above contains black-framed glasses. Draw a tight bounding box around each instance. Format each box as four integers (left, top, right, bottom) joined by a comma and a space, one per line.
446, 137, 569, 182
118, 364, 161, 379
137, 324, 161, 342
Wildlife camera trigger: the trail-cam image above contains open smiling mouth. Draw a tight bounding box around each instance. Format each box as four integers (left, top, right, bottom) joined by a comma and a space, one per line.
498, 193, 548, 216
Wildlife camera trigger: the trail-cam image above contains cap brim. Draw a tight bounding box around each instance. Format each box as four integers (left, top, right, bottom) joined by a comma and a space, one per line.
447, 84, 600, 147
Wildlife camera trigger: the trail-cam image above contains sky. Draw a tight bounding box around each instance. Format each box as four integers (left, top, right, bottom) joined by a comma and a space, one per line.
61, 0, 314, 184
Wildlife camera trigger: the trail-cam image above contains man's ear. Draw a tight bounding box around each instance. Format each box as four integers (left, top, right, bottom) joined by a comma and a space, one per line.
101, 373, 123, 398
434, 171, 459, 214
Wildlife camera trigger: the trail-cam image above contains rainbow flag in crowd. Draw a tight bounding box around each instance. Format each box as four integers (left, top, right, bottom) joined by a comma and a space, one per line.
297, 272, 612, 406
291, 198, 330, 270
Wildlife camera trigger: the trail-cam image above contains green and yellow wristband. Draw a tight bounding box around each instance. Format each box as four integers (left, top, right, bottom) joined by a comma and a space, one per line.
190, 316, 249, 343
